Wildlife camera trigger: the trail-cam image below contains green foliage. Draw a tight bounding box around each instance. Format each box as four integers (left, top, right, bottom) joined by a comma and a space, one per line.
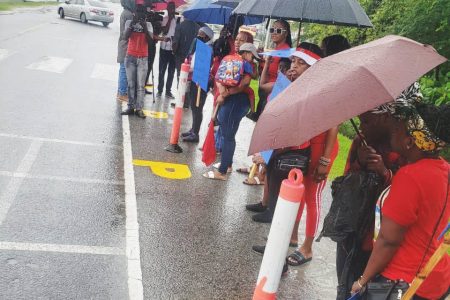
420, 72, 450, 106
302, 0, 450, 72
0, 1, 56, 11
329, 134, 352, 180
339, 119, 359, 140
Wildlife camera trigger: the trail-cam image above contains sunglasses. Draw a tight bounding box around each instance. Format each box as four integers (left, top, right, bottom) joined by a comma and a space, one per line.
269, 28, 286, 34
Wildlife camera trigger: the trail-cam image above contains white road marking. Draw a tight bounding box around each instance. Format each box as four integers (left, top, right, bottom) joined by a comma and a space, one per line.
26, 56, 73, 74
0, 133, 122, 149
0, 140, 42, 226
0, 241, 124, 256
122, 103, 144, 300
0, 171, 124, 186
0, 49, 14, 62
91, 63, 119, 81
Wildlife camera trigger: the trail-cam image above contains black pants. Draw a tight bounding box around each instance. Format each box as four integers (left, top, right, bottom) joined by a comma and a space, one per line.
188, 81, 207, 135
145, 41, 156, 85
175, 55, 185, 85
158, 49, 175, 94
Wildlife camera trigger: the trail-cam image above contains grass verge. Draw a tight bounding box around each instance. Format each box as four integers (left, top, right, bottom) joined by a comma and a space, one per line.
0, 1, 57, 11
328, 134, 351, 181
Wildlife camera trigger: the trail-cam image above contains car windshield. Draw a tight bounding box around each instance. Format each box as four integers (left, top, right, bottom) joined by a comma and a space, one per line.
87, 0, 107, 8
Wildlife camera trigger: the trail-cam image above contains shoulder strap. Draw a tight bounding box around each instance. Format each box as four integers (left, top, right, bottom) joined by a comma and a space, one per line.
416, 165, 449, 275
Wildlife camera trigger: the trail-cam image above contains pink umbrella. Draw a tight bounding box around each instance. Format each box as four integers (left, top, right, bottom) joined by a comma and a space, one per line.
248, 35, 447, 155
153, 0, 186, 11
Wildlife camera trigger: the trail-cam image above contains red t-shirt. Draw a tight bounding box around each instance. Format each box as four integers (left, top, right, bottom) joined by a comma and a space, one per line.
267, 42, 290, 82
125, 21, 153, 57
381, 158, 450, 299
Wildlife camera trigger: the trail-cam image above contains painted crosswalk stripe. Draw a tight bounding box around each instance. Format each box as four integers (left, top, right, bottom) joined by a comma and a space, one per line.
0, 49, 14, 62
0, 241, 124, 256
26, 56, 73, 74
90, 63, 119, 81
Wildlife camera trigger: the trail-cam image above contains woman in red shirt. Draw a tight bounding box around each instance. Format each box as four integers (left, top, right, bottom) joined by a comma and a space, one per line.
351, 83, 450, 300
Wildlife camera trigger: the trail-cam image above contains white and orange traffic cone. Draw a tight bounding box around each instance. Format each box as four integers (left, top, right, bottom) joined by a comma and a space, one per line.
165, 59, 190, 153
253, 169, 305, 300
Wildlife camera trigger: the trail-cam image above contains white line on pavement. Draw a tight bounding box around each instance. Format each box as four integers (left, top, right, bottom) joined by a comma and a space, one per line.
122, 103, 144, 300
26, 56, 73, 74
0, 140, 42, 226
0, 133, 122, 149
0, 241, 124, 256
0, 171, 125, 186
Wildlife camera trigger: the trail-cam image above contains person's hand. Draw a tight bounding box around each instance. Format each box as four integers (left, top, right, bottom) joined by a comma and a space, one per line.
220, 88, 230, 98
366, 153, 388, 177
252, 154, 265, 165
351, 281, 364, 295
216, 95, 225, 106
357, 144, 376, 167
313, 164, 328, 183
265, 56, 273, 64
140, 20, 147, 29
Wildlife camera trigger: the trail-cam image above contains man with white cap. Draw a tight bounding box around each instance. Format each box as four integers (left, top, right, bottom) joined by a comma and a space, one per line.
181, 26, 215, 143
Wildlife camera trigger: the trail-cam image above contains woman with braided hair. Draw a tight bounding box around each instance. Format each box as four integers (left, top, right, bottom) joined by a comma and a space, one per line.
351, 83, 450, 300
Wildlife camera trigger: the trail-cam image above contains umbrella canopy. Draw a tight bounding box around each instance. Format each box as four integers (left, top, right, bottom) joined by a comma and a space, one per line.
248, 35, 447, 155
183, 0, 263, 25
153, 0, 186, 11
233, 0, 373, 27
212, 0, 240, 8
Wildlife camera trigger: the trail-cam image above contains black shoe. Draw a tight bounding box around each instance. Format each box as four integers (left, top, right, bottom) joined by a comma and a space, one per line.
246, 202, 267, 213
181, 129, 193, 137
170, 102, 176, 108
182, 133, 199, 143
135, 110, 146, 119
157, 92, 162, 98
252, 245, 265, 255
166, 92, 175, 99
121, 108, 135, 115
252, 210, 273, 223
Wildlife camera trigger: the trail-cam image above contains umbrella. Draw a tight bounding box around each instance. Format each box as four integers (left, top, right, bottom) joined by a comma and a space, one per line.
183, 0, 263, 25
212, 0, 240, 8
202, 120, 217, 166
233, 0, 373, 28
248, 35, 447, 155
153, 0, 186, 11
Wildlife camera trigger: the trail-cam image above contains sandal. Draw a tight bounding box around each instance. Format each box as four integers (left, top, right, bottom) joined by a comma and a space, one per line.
243, 176, 264, 185
202, 170, 226, 181
213, 162, 232, 173
236, 167, 251, 174
287, 250, 312, 266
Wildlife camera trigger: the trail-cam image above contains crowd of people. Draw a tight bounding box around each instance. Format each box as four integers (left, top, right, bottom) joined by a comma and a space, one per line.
115, 1, 449, 299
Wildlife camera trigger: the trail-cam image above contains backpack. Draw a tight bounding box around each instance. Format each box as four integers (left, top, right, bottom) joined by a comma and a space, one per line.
215, 54, 244, 87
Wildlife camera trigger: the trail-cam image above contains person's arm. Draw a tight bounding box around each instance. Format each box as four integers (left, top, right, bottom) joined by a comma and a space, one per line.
142, 21, 153, 41
260, 56, 271, 85
226, 75, 251, 95
313, 127, 339, 182
351, 217, 407, 294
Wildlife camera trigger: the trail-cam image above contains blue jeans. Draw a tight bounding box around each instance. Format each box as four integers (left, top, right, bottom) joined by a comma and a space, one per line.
117, 62, 128, 96
125, 55, 148, 110
217, 92, 250, 174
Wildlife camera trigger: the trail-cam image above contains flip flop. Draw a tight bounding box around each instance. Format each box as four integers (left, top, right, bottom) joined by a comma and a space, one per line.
213, 162, 232, 173
202, 170, 226, 181
236, 167, 251, 174
287, 250, 312, 266
243, 177, 264, 185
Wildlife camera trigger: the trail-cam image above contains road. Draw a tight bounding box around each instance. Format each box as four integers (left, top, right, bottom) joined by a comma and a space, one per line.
0, 4, 337, 299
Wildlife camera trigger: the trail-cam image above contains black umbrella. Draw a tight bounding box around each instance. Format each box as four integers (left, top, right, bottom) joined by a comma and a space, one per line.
212, 0, 240, 8
233, 0, 373, 28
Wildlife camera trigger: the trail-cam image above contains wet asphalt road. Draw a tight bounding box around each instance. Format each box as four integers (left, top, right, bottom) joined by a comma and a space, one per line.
0, 4, 338, 299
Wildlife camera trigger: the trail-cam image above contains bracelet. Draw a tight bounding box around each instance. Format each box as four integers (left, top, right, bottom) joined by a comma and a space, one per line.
319, 156, 331, 167
357, 276, 366, 288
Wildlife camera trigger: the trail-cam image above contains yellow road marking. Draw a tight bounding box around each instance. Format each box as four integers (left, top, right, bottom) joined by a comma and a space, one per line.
133, 160, 191, 180
142, 110, 168, 119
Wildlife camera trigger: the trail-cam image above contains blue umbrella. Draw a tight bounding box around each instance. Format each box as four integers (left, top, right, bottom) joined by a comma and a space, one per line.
182, 0, 263, 25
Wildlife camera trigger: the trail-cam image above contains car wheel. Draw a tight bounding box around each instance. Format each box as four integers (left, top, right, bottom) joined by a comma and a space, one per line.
102, 22, 109, 27
59, 8, 64, 18
80, 13, 87, 23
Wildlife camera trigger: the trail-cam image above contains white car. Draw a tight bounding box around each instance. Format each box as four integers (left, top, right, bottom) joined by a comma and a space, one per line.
57, 0, 114, 27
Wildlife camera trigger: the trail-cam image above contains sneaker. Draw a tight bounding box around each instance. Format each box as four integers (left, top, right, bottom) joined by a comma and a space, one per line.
135, 110, 146, 119
121, 108, 135, 115
252, 245, 265, 255
170, 102, 176, 108
166, 92, 175, 99
182, 133, 199, 143
181, 129, 193, 137
252, 210, 273, 223
245, 202, 267, 213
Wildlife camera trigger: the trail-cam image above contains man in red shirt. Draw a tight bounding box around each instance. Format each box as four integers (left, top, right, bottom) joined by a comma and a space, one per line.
121, 4, 153, 118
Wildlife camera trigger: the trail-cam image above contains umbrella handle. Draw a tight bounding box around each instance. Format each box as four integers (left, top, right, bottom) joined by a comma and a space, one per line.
350, 118, 368, 147
248, 163, 258, 179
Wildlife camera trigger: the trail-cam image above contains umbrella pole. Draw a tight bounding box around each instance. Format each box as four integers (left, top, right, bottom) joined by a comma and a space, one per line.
248, 163, 258, 180
296, 22, 302, 46
196, 84, 202, 107
350, 118, 368, 146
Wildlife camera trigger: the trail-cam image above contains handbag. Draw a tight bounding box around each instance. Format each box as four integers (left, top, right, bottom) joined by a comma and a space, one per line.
274, 149, 310, 173
364, 278, 409, 300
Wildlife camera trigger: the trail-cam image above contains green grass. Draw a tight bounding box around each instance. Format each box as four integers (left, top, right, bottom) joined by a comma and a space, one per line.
249, 79, 260, 112
328, 134, 352, 180
0, 1, 57, 11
